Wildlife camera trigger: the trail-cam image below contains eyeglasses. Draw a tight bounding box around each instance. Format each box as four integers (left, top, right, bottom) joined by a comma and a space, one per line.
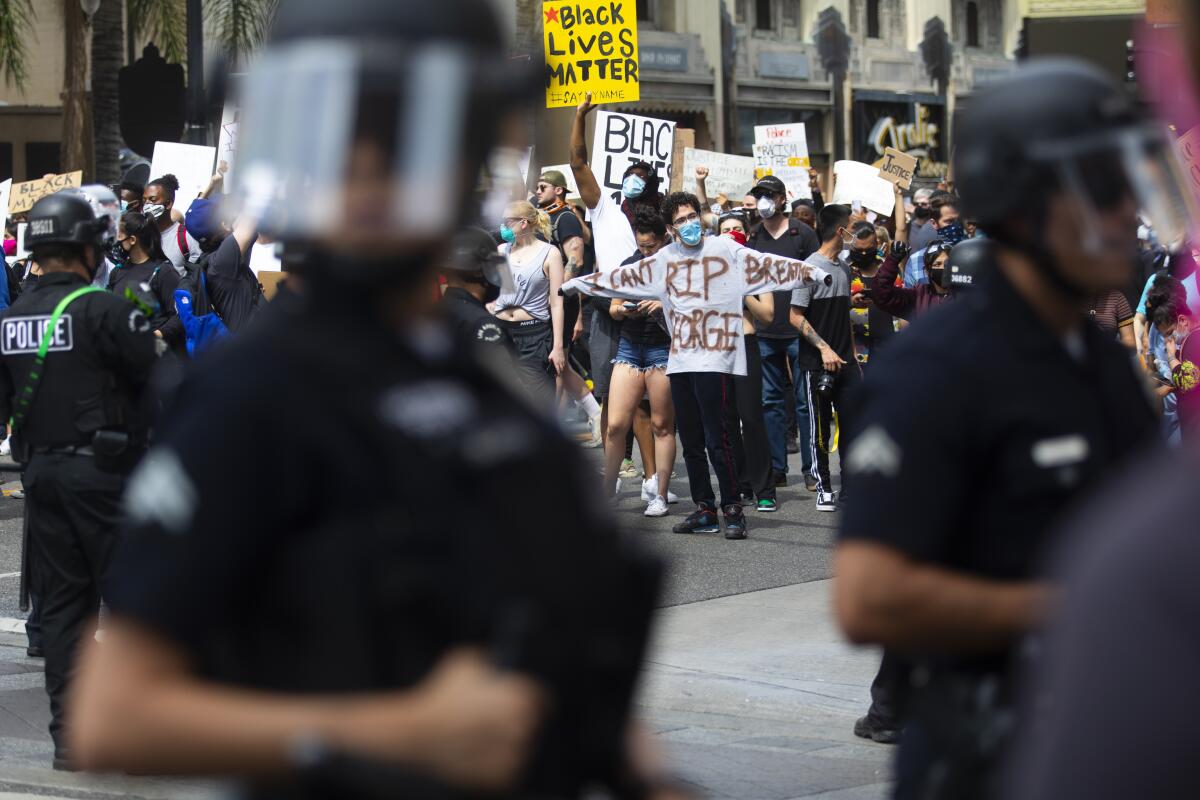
536, 184, 552, 191
673, 212, 700, 226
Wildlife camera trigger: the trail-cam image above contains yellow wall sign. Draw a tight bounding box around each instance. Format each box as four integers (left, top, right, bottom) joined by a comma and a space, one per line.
544, 1, 640, 109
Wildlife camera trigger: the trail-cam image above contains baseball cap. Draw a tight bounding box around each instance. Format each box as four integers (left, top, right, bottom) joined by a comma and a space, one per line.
539, 170, 568, 189
184, 198, 220, 240
749, 175, 787, 198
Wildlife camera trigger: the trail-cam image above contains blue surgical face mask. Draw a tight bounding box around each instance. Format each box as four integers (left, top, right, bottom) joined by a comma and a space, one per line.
877, 248, 886, 259
622, 174, 646, 200
119, 200, 129, 213
938, 221, 967, 246
677, 220, 703, 247
499, 224, 516, 244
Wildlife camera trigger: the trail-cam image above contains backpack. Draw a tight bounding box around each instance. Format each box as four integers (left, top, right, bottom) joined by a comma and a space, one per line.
174, 254, 229, 357
176, 223, 191, 261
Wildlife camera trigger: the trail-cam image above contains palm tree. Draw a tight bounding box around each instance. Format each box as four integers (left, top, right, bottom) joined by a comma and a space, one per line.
0, 0, 275, 182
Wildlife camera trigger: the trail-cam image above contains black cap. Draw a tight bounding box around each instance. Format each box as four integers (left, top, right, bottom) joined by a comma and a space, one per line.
750, 175, 787, 198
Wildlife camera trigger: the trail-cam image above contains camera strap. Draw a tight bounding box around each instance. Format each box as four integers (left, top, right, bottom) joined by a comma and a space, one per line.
9, 286, 107, 435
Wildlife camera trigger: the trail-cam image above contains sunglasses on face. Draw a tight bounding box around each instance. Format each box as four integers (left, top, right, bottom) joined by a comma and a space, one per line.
673, 212, 700, 226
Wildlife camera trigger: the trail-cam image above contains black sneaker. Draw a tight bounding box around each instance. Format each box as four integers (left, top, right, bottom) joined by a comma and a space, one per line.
756, 498, 778, 513
722, 505, 748, 539
672, 504, 720, 534
786, 438, 800, 455
804, 474, 819, 492
773, 472, 788, 488
853, 715, 900, 745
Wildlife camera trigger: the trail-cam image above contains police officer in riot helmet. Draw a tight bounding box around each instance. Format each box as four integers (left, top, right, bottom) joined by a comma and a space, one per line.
441, 227, 515, 352
833, 59, 1168, 799
943, 237, 993, 293
67, 1, 664, 797
0, 189, 156, 770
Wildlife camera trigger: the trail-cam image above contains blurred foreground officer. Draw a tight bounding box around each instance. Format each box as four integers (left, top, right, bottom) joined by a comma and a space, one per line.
0, 190, 156, 769
66, 2, 664, 798
833, 59, 1178, 799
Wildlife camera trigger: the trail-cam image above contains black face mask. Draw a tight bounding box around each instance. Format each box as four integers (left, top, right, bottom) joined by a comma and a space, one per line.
928, 267, 946, 289
849, 249, 876, 267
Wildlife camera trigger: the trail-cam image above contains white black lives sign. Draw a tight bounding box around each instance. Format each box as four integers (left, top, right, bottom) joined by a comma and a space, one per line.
2, 315, 74, 355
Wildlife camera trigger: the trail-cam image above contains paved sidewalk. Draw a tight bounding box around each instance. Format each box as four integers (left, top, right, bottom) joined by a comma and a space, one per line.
638, 580, 894, 799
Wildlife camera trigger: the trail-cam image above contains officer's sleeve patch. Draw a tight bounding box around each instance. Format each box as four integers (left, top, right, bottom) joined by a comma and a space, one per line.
128, 309, 151, 334
844, 425, 902, 478
124, 448, 198, 534
476, 322, 503, 343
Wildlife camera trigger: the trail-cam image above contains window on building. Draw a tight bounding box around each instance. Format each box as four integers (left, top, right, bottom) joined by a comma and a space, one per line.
782, 0, 799, 27
966, 1, 980, 47
755, 0, 773, 30
736, 0, 746, 23
867, 0, 881, 39
0, 144, 11, 186
25, 142, 60, 181
636, 0, 652, 21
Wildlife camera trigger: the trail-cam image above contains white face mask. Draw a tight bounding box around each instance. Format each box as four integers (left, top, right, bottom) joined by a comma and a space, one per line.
143, 203, 166, 220
756, 196, 777, 220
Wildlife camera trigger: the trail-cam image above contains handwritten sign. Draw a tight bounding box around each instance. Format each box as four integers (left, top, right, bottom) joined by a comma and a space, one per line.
831, 160, 896, 217
591, 110, 675, 196
7, 172, 83, 215
753, 123, 811, 201
543, 0, 639, 109
217, 102, 239, 194
877, 147, 917, 190
669, 129, 694, 192
150, 142, 216, 216
682, 148, 757, 199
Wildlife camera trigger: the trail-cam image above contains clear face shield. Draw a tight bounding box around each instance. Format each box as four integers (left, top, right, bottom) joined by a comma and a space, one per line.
1037, 124, 1198, 254
228, 39, 523, 257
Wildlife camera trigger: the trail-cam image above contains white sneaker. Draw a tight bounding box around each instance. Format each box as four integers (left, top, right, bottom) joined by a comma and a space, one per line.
641, 476, 657, 503
816, 491, 837, 512
644, 496, 669, 517
0, 438, 9, 457
582, 417, 603, 448
614, 478, 621, 495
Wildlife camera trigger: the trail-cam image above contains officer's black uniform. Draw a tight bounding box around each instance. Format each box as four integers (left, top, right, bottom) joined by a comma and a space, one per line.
441, 286, 513, 350
0, 261, 156, 754
839, 264, 1155, 797
105, 287, 658, 797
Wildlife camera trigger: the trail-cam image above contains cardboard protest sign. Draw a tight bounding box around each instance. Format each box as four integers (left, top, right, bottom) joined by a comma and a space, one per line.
217, 102, 239, 194
591, 110, 675, 196
877, 147, 917, 191
669, 129, 694, 192
543, 0, 639, 109
7, 172, 83, 215
540, 164, 581, 200
150, 142, 217, 216
257, 270, 287, 301
752, 123, 812, 201
831, 160, 896, 217
682, 148, 756, 200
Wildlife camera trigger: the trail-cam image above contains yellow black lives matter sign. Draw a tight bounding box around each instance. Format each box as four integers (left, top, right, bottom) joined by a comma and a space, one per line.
543, 1, 640, 109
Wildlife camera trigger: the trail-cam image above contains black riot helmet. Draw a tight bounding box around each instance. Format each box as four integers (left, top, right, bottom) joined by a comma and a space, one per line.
448, 226, 512, 289
955, 59, 1196, 269
228, 0, 537, 287
944, 238, 994, 293
26, 191, 109, 252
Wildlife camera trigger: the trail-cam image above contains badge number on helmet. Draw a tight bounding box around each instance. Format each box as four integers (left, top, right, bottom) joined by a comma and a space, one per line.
28, 219, 55, 237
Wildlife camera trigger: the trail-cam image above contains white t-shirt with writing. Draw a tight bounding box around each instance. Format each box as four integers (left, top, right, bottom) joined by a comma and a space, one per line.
160, 220, 202, 277
563, 234, 826, 376
587, 194, 637, 272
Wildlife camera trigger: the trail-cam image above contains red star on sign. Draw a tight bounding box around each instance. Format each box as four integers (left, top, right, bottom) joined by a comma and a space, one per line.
544, 5, 560, 24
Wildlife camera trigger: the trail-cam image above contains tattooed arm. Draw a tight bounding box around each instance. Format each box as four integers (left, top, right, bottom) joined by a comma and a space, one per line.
790, 304, 847, 372
570, 93, 603, 210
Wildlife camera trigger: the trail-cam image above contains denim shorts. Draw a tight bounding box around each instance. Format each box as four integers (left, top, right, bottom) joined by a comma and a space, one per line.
613, 336, 670, 371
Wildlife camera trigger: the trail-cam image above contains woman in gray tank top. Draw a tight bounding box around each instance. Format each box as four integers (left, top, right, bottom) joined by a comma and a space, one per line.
492, 201, 566, 407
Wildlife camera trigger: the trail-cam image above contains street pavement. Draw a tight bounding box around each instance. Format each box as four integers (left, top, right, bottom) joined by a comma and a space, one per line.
0, 450, 892, 798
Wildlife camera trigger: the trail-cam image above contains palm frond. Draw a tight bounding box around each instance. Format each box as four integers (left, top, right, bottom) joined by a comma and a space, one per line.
0, 0, 36, 91
128, 0, 187, 63
204, 0, 277, 66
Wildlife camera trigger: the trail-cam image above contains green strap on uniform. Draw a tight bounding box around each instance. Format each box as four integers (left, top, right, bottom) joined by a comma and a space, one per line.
9, 286, 106, 433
